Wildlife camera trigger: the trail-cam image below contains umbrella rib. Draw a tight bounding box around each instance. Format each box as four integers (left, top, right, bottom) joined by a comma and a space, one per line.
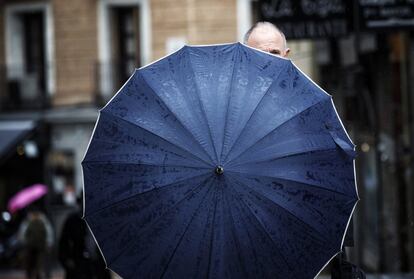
82, 159, 211, 170
84, 155, 207, 169
227, 145, 339, 168
225, 97, 330, 166
227, 170, 354, 198
228, 173, 328, 244
221, 61, 291, 163
224, 178, 295, 277
86, 137, 211, 168
220, 45, 240, 163
206, 179, 219, 279
225, 178, 300, 279
100, 110, 214, 167
84, 171, 210, 218
138, 71, 216, 164
222, 181, 261, 278
160, 177, 216, 279
84, 174, 210, 253
187, 51, 220, 164
104, 175, 212, 267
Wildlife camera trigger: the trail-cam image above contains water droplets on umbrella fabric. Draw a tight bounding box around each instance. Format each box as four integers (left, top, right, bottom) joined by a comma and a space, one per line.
82, 42, 358, 279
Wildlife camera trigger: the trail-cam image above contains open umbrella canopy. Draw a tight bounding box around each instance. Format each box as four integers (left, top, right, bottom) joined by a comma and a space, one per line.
82, 42, 359, 279
8, 183, 48, 214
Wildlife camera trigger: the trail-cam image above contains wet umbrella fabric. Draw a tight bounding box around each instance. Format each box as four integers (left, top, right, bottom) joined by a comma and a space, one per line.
82, 43, 358, 279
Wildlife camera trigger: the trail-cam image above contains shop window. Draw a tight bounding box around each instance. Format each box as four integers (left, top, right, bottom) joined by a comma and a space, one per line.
4, 3, 54, 110
110, 6, 141, 88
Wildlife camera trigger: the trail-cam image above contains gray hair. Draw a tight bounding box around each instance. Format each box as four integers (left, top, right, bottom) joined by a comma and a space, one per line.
243, 21, 287, 49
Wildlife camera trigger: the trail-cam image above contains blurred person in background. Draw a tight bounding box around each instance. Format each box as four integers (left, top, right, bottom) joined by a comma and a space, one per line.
18, 208, 54, 279
58, 198, 110, 279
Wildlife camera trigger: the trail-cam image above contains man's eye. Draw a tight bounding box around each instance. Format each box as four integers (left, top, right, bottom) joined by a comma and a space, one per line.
269, 50, 280, 55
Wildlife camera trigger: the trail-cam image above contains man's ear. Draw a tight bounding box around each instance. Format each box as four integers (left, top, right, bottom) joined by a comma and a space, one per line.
284, 48, 291, 57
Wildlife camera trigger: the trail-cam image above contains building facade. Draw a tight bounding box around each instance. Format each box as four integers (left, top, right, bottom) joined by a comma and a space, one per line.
0, 0, 314, 232
4, 0, 411, 276
0, 0, 278, 268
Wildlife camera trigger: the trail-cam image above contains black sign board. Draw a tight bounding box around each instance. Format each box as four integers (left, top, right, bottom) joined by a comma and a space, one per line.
259, 0, 353, 39
359, 0, 414, 30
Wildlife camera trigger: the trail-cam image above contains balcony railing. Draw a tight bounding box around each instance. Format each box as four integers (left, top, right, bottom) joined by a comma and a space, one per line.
0, 62, 138, 111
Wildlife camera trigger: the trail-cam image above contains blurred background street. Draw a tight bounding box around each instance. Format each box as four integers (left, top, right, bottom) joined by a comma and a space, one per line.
5, 272, 409, 279
0, 269, 63, 279
0, 0, 414, 278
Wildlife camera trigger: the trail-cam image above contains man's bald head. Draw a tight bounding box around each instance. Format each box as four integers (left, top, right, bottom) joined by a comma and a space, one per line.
244, 22, 290, 57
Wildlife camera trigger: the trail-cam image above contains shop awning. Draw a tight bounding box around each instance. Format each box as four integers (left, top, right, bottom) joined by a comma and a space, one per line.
0, 120, 36, 160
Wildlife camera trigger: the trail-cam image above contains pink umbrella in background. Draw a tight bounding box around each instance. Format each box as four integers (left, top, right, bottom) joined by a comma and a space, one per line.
7, 183, 48, 214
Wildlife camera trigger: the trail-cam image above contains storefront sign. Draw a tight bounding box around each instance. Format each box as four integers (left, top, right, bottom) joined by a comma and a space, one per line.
359, 0, 414, 29
259, 0, 352, 39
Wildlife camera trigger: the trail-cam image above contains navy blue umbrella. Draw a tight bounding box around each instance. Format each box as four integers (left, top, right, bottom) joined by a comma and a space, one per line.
82, 42, 359, 279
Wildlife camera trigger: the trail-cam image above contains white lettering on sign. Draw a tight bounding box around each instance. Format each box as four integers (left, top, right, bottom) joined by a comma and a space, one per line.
280, 19, 347, 38
261, 0, 293, 18
359, 0, 396, 5
301, 0, 346, 17
379, 6, 412, 17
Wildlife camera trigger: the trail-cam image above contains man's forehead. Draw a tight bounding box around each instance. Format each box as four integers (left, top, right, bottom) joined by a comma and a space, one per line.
249, 28, 284, 46
251, 24, 282, 38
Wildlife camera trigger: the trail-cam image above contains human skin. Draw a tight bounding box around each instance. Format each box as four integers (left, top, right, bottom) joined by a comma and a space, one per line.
246, 25, 290, 57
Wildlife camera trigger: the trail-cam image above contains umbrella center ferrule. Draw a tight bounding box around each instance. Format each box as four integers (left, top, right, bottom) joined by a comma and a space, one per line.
215, 166, 224, 175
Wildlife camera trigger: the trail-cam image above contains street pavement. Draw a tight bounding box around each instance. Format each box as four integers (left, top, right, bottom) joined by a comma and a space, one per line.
0, 268, 122, 279
0, 269, 413, 279
0, 269, 64, 279
318, 275, 414, 279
